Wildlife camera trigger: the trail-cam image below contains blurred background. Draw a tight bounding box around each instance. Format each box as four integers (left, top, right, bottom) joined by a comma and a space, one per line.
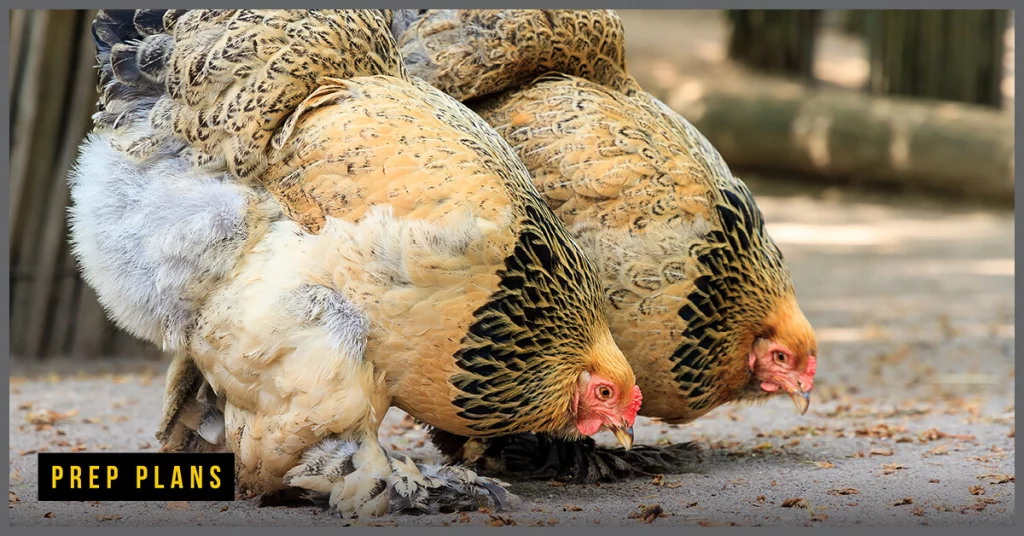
7, 9, 1015, 363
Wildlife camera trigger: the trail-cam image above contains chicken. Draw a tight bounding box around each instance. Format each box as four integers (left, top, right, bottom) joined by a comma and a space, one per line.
391, 9, 819, 483
67, 9, 642, 516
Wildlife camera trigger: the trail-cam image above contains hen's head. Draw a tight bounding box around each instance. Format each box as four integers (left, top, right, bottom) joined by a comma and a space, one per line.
746, 299, 817, 414
573, 332, 642, 449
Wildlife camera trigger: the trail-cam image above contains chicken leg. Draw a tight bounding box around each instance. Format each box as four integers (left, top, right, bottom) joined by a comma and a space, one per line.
161, 354, 515, 516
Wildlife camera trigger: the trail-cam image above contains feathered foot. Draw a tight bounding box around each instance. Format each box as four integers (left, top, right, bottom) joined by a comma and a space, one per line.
430, 428, 703, 485
284, 436, 518, 518
284, 436, 393, 518
387, 451, 519, 514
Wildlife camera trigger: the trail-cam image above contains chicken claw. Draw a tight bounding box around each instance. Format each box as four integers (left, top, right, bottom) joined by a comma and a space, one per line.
283, 436, 519, 518
387, 452, 519, 514
283, 436, 392, 518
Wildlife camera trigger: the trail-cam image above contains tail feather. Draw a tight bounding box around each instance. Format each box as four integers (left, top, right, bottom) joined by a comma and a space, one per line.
91, 10, 184, 135
157, 353, 225, 453
89, 9, 407, 179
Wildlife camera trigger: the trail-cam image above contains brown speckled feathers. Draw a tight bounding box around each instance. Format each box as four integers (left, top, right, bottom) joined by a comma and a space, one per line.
472, 74, 795, 418
395, 8, 800, 423
79, 9, 637, 512
393, 9, 815, 483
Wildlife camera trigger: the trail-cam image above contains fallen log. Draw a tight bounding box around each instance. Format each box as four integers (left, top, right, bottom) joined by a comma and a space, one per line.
636, 72, 1014, 207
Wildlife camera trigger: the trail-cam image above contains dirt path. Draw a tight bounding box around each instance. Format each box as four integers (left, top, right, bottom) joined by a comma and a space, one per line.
9, 177, 1014, 527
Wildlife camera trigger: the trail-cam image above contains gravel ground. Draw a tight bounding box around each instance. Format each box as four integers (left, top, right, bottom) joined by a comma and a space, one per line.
8, 176, 1015, 527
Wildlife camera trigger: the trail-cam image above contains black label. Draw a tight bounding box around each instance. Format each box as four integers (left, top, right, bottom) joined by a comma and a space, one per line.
38, 452, 235, 501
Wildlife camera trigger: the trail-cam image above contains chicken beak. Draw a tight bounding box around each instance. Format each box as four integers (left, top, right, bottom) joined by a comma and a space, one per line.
788, 388, 811, 415
611, 424, 634, 450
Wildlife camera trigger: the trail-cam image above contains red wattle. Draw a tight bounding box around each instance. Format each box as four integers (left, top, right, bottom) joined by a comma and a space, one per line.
576, 416, 603, 436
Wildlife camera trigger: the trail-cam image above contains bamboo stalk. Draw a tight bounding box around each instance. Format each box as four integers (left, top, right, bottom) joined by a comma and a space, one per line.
8, 10, 51, 255
24, 11, 97, 359
70, 283, 112, 359
9, 9, 28, 100
868, 10, 1008, 107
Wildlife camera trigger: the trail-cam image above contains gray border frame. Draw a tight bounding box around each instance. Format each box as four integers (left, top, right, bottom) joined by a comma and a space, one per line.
3, 1, 1018, 534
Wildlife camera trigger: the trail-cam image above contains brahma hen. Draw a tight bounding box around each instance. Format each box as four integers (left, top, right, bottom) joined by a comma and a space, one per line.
67, 9, 641, 516
391, 9, 818, 483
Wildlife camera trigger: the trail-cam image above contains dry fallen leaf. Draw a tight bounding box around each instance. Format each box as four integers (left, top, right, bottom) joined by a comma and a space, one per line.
892, 498, 913, 506
911, 507, 925, 517
870, 448, 894, 457
962, 500, 991, 513
563, 505, 582, 512
978, 474, 1014, 484
918, 428, 975, 442
827, 488, 860, 496
458, 512, 471, 523
43, 512, 55, 519
929, 479, 941, 483
781, 498, 809, 508
26, 409, 78, 426
10, 492, 21, 505
96, 514, 122, 522
811, 461, 835, 469
651, 474, 664, 486
638, 504, 665, 523
926, 443, 951, 456
487, 515, 516, 526
882, 463, 906, 475
969, 485, 985, 496
166, 501, 190, 510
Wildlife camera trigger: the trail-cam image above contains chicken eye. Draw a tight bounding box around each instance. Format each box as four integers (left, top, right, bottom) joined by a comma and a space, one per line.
596, 385, 613, 401
774, 351, 788, 364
